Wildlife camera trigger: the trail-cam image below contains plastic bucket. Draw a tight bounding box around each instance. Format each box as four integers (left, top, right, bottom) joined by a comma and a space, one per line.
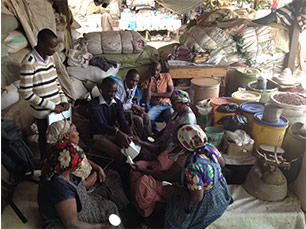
213, 107, 236, 129
209, 97, 232, 109
190, 77, 220, 106
205, 126, 224, 148
247, 80, 279, 103
227, 67, 261, 94
269, 92, 306, 125
240, 102, 265, 133
252, 112, 289, 150
232, 90, 261, 105
196, 105, 212, 128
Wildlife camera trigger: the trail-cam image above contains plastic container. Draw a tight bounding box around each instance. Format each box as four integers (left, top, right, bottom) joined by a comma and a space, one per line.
247, 80, 278, 103
209, 97, 232, 108
213, 107, 236, 129
190, 77, 220, 106
281, 122, 306, 184
232, 90, 261, 105
240, 102, 265, 132
252, 112, 289, 150
227, 67, 261, 94
196, 105, 212, 128
269, 92, 306, 125
204, 126, 224, 148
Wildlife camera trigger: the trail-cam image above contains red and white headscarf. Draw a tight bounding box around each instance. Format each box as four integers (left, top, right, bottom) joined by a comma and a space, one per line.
41, 142, 84, 180
177, 124, 208, 151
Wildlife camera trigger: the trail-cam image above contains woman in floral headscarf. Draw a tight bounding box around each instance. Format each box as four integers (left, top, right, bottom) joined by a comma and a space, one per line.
38, 120, 123, 228
164, 124, 232, 228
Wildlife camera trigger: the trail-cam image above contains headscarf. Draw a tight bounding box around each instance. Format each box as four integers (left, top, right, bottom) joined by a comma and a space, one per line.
46, 120, 71, 144
41, 142, 84, 180
171, 89, 190, 105
177, 124, 208, 151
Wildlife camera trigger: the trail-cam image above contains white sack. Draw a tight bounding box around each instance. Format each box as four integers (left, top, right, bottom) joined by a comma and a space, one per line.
67, 64, 120, 83
1, 83, 20, 110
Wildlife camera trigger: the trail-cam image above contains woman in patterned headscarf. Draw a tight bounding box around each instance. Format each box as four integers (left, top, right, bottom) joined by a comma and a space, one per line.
44, 120, 105, 185
164, 124, 232, 228
38, 120, 123, 228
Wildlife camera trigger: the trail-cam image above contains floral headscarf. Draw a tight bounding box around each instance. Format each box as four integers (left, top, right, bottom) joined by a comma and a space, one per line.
41, 142, 84, 180
171, 89, 190, 104
46, 120, 71, 144
177, 124, 208, 151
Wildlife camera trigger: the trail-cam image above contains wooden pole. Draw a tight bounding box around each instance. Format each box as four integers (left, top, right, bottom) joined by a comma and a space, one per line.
286, 18, 300, 72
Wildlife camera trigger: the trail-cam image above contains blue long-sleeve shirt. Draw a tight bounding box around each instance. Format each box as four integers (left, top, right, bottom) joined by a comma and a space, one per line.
88, 95, 130, 136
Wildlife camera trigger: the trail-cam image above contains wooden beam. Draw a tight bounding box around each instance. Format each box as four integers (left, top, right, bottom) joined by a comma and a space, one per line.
286, 18, 300, 72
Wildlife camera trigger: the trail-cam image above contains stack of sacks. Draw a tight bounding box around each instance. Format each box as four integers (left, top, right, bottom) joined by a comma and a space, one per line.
1, 12, 29, 112
1, 13, 31, 63
66, 38, 121, 100
179, 9, 289, 76
67, 64, 120, 100
83, 31, 147, 55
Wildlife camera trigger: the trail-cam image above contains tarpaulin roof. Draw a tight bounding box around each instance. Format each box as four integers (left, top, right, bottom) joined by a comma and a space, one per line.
156, 0, 204, 14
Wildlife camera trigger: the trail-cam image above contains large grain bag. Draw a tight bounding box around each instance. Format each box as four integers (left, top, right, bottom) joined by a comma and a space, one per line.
132, 31, 146, 53
121, 31, 134, 53
69, 77, 90, 100
4, 30, 28, 53
9, 47, 31, 63
67, 64, 120, 83
1, 14, 20, 41
101, 31, 122, 54
84, 32, 103, 55
1, 83, 19, 110
84, 31, 146, 54
1, 56, 20, 88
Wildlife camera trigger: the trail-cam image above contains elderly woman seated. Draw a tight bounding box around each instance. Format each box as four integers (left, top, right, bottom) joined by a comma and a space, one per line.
38, 120, 127, 228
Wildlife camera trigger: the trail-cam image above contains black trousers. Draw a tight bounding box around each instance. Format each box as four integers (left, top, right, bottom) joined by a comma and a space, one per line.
36, 118, 49, 160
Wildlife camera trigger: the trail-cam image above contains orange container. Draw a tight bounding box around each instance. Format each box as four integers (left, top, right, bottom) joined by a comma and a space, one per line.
210, 97, 232, 108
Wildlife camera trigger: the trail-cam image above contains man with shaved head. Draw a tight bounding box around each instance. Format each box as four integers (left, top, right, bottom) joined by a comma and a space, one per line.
19, 28, 69, 160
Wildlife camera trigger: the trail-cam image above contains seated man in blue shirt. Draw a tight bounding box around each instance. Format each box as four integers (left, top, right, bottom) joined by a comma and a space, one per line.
88, 77, 131, 165
116, 69, 151, 140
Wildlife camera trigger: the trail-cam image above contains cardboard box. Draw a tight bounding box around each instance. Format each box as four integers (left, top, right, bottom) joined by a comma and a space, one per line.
222, 137, 253, 157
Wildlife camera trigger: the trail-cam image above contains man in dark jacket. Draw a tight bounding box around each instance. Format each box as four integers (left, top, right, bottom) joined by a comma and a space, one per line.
88, 77, 131, 164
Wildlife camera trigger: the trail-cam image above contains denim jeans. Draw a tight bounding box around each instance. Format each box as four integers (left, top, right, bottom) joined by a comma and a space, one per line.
148, 103, 173, 132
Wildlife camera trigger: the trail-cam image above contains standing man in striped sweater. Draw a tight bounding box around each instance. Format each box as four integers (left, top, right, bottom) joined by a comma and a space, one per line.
19, 28, 69, 160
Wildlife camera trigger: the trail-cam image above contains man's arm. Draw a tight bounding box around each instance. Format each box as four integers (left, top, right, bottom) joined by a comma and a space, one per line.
88, 99, 118, 135
142, 78, 152, 103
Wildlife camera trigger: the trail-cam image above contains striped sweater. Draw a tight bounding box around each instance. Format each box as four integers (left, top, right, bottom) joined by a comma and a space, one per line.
19, 52, 68, 119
